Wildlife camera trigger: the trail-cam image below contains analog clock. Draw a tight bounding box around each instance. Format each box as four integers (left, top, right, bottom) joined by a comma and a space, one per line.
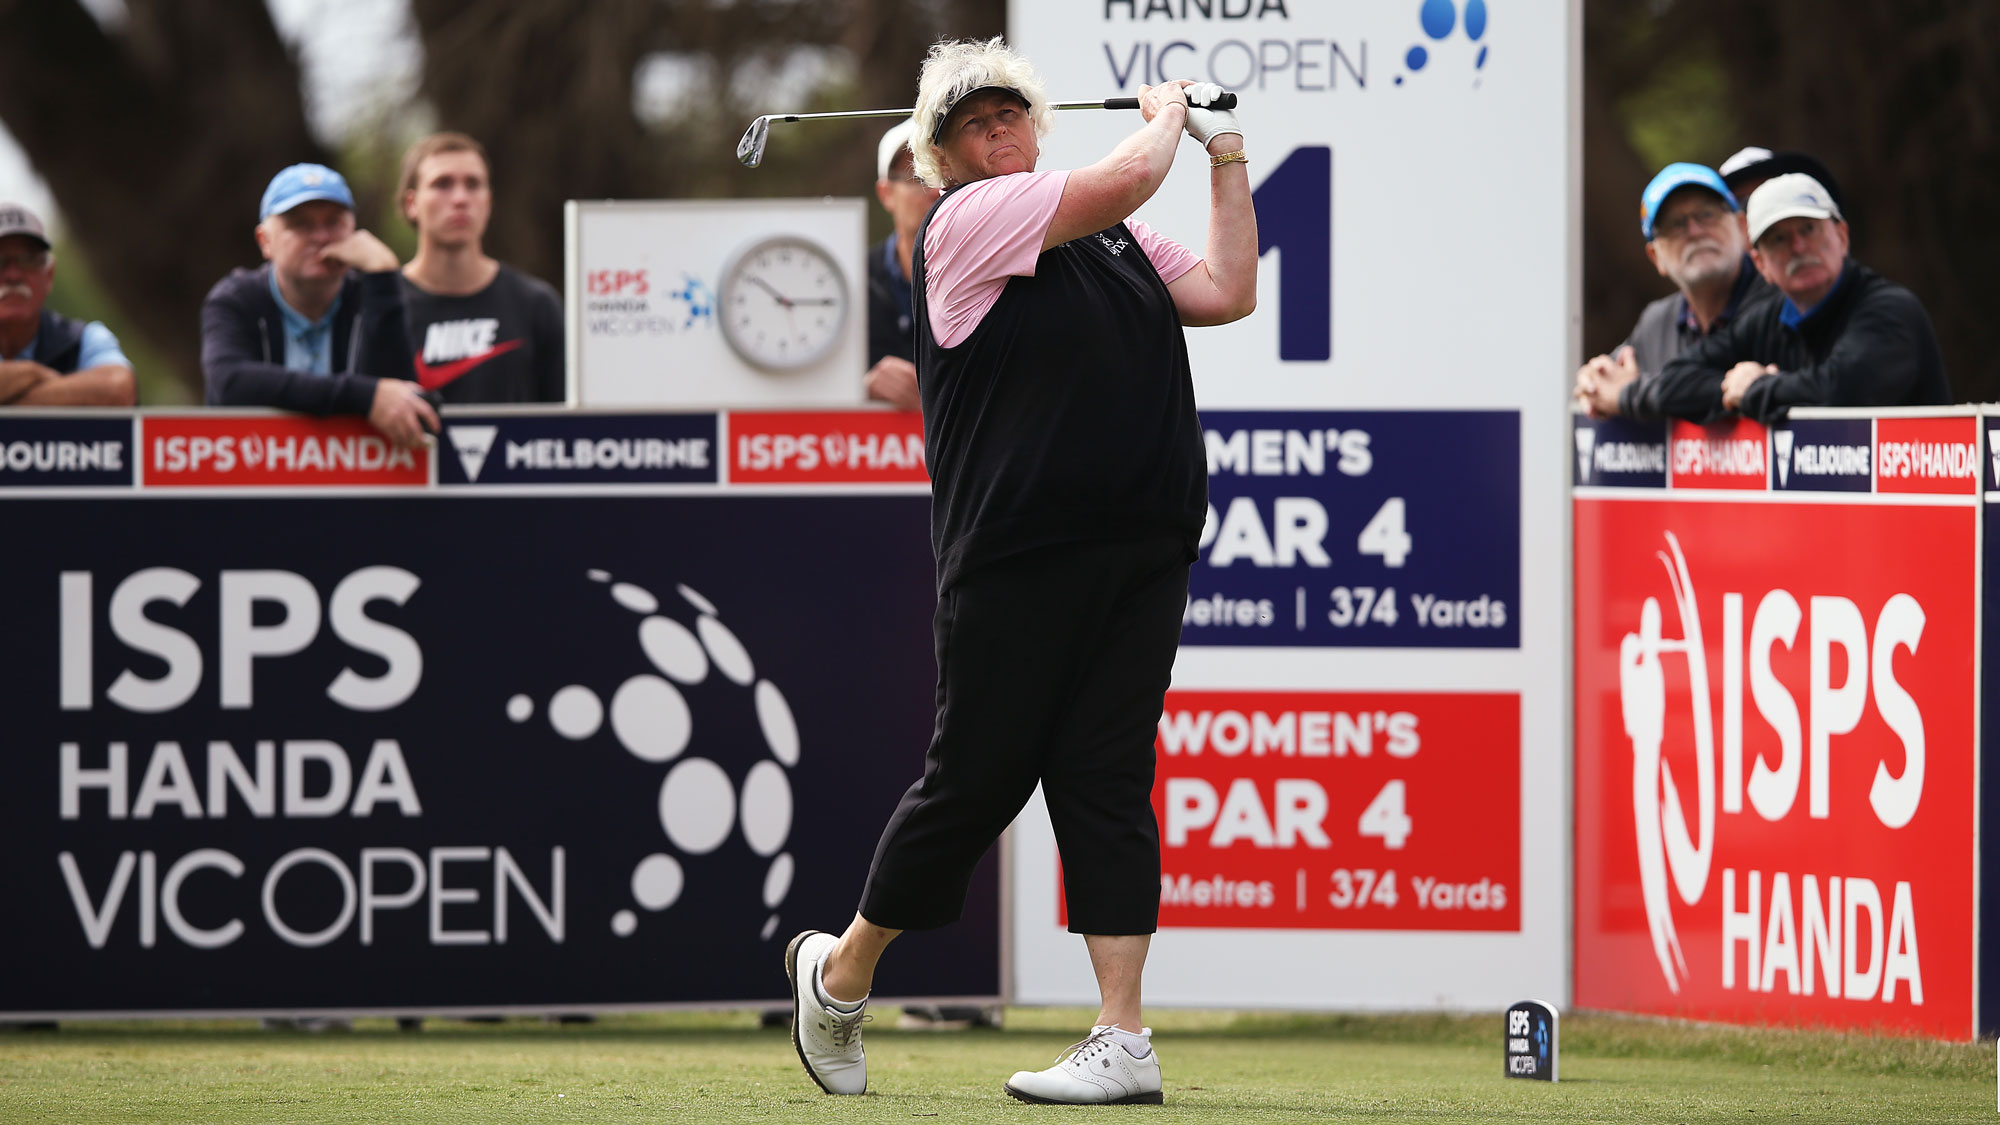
717, 235, 850, 371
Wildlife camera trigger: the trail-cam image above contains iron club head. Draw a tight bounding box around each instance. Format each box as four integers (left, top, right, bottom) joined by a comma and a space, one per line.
736, 117, 772, 168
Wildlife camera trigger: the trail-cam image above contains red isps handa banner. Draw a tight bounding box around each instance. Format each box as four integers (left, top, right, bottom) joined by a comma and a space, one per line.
1573, 497, 1977, 1038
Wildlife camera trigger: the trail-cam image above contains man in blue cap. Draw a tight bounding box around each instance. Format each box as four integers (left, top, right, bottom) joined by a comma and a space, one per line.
1574, 161, 1773, 421
201, 163, 436, 445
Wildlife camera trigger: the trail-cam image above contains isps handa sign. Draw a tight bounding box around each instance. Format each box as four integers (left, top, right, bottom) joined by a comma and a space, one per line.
51, 566, 561, 955
1574, 489, 1977, 1038
0, 483, 993, 1016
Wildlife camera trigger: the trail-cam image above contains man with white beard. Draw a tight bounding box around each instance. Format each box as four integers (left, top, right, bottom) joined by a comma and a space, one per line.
1575, 163, 1772, 420
1654, 173, 1949, 423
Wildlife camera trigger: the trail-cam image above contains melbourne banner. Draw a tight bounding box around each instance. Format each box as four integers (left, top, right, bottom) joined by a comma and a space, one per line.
1574, 412, 1980, 1039
0, 417, 996, 1017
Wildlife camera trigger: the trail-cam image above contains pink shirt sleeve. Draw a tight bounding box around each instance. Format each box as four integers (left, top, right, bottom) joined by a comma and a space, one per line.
923, 172, 1206, 348
1126, 219, 1201, 286
924, 170, 1069, 349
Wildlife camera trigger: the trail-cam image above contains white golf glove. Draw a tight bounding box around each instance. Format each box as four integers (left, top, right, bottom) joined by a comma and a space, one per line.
1182, 82, 1243, 146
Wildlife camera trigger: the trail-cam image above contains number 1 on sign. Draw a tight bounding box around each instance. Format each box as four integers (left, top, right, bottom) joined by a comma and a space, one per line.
1359, 780, 1412, 849
1358, 498, 1412, 567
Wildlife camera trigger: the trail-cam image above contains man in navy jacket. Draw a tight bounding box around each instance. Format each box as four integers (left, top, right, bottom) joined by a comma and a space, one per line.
201, 163, 436, 446
1652, 174, 1948, 423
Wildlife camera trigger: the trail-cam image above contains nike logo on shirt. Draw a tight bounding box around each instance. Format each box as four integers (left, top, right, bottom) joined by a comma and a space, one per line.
414, 339, 524, 388
414, 317, 523, 388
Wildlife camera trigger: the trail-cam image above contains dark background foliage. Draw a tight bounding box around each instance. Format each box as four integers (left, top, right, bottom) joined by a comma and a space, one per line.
0, 0, 1987, 403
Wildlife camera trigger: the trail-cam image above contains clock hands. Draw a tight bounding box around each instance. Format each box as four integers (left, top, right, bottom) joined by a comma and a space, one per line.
744, 273, 838, 310
744, 275, 792, 307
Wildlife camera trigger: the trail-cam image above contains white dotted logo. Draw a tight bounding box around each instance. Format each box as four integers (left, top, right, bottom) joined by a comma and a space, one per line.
507, 570, 800, 941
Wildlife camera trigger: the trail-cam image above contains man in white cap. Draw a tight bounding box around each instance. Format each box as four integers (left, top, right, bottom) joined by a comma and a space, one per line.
0, 202, 136, 406
863, 119, 940, 411
1652, 173, 1948, 422
1717, 146, 1844, 212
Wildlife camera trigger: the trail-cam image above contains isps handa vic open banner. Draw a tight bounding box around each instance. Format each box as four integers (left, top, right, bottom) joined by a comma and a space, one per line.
0, 409, 997, 1017
1573, 412, 1980, 1039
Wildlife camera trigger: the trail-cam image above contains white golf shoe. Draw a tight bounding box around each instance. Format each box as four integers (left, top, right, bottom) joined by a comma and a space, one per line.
1004, 1026, 1164, 1105
785, 930, 869, 1095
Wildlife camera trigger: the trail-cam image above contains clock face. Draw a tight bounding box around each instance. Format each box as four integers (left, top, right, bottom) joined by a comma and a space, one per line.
718, 236, 850, 371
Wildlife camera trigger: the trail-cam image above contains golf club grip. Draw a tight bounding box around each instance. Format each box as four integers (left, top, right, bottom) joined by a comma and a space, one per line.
1101, 93, 1237, 110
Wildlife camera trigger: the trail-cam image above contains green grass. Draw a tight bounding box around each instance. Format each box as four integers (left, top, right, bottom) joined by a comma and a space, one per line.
2, 1008, 1993, 1123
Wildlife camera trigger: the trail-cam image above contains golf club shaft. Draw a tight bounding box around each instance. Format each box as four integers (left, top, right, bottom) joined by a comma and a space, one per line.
738, 93, 1238, 167
764, 93, 1236, 124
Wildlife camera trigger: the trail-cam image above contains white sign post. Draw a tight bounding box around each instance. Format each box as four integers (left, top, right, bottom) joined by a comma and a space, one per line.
566, 199, 868, 408
1007, 0, 1578, 1010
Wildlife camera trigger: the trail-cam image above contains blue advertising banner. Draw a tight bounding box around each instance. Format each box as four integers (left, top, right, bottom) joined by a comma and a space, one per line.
1185, 410, 1519, 648
0, 416, 133, 489
438, 413, 719, 486
0, 489, 996, 1015
1572, 415, 1666, 490
1771, 417, 1872, 493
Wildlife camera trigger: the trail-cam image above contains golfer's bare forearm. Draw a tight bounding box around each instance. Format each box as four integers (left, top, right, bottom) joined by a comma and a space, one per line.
1200, 137, 1257, 323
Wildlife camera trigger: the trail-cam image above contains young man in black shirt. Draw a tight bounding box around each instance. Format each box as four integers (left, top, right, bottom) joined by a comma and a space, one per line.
398, 133, 566, 404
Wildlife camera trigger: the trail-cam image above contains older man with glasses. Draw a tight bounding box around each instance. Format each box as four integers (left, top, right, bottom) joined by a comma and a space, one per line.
1575, 162, 1773, 421
1652, 173, 1949, 423
0, 202, 136, 406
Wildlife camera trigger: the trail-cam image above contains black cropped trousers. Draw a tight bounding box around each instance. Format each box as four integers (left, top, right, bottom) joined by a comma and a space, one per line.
859, 533, 1189, 935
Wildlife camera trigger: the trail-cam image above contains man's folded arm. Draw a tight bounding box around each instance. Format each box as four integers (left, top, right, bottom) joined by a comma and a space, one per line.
1651, 322, 1741, 423
1738, 296, 1928, 423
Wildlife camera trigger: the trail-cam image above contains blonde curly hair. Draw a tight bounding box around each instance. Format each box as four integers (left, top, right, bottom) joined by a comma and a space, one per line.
910, 37, 1053, 189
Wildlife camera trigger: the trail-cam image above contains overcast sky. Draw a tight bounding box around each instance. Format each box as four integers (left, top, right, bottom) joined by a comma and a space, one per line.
0, 0, 418, 229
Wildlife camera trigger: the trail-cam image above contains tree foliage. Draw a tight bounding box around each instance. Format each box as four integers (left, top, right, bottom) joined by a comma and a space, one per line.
0, 0, 1001, 399
1584, 0, 1998, 398
0, 0, 332, 401
0, 1, 1990, 400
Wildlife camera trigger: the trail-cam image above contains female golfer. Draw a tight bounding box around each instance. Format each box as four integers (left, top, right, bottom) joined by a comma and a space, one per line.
788, 36, 1255, 1105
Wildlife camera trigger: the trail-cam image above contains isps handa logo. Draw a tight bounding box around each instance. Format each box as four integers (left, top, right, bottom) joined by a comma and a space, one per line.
1617, 532, 1929, 1005
506, 571, 799, 942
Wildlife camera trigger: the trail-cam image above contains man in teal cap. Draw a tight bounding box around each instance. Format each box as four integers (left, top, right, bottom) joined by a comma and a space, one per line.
1574, 161, 1773, 420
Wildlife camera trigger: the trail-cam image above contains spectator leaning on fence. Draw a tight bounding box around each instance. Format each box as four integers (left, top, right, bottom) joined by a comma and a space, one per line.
1574, 163, 1774, 421
1651, 173, 1949, 423
0, 203, 135, 407
201, 163, 437, 447
863, 119, 941, 412
398, 132, 565, 404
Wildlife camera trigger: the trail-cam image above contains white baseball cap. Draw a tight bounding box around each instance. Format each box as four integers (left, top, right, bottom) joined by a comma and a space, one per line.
1746, 172, 1843, 244
1718, 146, 1773, 179
877, 119, 917, 181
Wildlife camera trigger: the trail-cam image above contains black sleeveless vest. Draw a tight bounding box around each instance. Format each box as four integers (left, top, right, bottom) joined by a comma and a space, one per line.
912, 183, 1207, 591
29, 308, 87, 373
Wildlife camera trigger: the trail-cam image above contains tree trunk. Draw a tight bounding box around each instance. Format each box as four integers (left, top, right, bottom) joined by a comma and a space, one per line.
0, 0, 329, 401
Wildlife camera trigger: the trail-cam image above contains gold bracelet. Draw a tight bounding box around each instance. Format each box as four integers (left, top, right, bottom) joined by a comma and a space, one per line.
1209, 150, 1248, 169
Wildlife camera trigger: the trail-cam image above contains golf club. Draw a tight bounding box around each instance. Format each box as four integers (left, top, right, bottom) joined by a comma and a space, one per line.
736, 93, 1240, 168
